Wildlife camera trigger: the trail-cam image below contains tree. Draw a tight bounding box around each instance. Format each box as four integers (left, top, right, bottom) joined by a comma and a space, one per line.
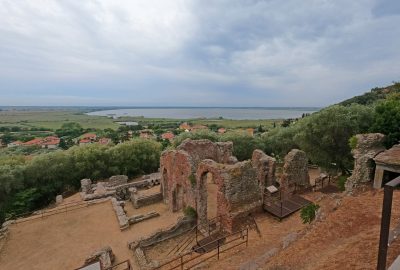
220, 132, 263, 161
173, 130, 218, 147
294, 104, 374, 173
55, 122, 83, 138
371, 96, 400, 147
261, 126, 301, 161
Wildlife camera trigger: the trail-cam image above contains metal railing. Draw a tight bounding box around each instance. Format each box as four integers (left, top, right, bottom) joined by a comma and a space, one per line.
167, 215, 223, 256
155, 228, 249, 270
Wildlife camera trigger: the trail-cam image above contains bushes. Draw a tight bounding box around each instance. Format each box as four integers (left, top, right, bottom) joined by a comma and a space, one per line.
300, 203, 320, 224
337, 175, 349, 191
183, 206, 197, 219
0, 139, 162, 223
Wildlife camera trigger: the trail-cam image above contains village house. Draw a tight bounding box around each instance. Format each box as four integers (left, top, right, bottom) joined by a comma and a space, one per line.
139, 129, 155, 139
81, 133, 97, 142
179, 122, 191, 131
7, 141, 23, 148
161, 132, 175, 142
79, 138, 92, 146
41, 136, 60, 149
217, 127, 226, 134
22, 138, 43, 147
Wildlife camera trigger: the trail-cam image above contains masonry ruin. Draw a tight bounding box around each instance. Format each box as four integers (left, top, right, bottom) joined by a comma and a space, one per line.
346, 133, 386, 191
160, 139, 311, 232
279, 149, 310, 199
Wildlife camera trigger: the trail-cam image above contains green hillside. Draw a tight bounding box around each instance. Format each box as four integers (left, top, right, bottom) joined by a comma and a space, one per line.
339, 82, 400, 106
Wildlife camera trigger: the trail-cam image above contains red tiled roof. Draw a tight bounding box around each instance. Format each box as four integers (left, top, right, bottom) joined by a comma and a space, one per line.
81, 133, 97, 139
42, 138, 60, 145
23, 138, 43, 146
161, 132, 175, 140
80, 138, 92, 143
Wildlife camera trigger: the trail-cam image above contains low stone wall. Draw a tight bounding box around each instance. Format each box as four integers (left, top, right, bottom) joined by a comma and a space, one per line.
131, 192, 163, 209
128, 216, 195, 250
84, 246, 115, 269
111, 198, 129, 231
0, 220, 13, 253
129, 216, 195, 270
106, 175, 128, 187
129, 211, 160, 225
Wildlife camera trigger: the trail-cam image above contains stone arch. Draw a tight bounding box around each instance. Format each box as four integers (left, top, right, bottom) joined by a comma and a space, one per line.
172, 184, 184, 212
196, 160, 229, 226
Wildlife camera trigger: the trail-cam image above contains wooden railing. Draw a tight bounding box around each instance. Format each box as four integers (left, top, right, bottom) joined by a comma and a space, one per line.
155, 228, 249, 270
167, 215, 223, 256
11, 199, 109, 225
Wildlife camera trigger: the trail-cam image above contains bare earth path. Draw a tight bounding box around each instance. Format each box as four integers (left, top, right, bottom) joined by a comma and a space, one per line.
200, 189, 400, 270
0, 194, 181, 270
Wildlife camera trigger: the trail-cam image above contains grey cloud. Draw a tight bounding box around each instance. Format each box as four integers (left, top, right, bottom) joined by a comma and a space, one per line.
0, 0, 399, 106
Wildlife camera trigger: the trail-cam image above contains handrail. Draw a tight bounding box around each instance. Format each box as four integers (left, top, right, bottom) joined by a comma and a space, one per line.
11, 199, 108, 224
155, 228, 249, 270
167, 215, 226, 256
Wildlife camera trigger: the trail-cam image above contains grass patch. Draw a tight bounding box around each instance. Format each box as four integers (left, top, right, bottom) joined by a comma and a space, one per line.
337, 175, 349, 191
300, 203, 320, 224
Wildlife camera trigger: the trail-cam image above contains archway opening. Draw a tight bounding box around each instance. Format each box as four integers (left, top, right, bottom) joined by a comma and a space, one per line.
205, 172, 218, 220
173, 184, 184, 212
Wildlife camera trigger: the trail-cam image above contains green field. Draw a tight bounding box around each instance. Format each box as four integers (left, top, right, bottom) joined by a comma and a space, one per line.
117, 116, 280, 129
0, 110, 282, 131
0, 110, 118, 130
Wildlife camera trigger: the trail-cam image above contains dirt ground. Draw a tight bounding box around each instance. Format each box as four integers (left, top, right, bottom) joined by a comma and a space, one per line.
202, 189, 400, 270
0, 193, 181, 270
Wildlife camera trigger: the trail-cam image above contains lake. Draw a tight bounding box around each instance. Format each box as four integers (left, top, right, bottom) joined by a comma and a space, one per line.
88, 107, 320, 120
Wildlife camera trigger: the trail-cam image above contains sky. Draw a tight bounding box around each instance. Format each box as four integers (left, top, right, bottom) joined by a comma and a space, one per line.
0, 0, 400, 107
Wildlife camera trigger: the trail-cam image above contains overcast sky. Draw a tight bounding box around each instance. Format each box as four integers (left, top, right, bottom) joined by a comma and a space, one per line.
1, 0, 399, 107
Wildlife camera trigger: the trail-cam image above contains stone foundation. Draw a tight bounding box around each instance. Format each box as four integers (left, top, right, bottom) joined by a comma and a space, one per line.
131, 192, 163, 209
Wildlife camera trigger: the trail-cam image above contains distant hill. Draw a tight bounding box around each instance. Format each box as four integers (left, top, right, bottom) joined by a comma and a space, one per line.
339, 82, 400, 106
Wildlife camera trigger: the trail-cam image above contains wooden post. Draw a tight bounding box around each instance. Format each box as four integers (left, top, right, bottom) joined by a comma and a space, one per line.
217, 239, 220, 260
246, 229, 249, 247
377, 176, 400, 270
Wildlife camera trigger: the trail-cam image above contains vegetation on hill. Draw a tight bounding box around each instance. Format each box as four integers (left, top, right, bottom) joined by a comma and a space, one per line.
339, 81, 400, 106
1, 81, 400, 225
0, 139, 161, 223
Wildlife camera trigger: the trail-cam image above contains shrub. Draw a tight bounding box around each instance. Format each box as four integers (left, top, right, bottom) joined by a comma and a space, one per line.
188, 174, 196, 187
349, 136, 358, 150
183, 206, 197, 219
300, 203, 320, 224
337, 175, 348, 191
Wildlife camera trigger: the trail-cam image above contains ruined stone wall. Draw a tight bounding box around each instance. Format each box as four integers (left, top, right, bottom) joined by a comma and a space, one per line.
280, 149, 309, 198
196, 159, 262, 232
252, 149, 276, 189
346, 133, 386, 192
160, 150, 197, 212
177, 139, 236, 169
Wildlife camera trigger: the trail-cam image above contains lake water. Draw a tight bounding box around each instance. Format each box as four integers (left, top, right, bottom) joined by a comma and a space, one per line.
88, 107, 320, 120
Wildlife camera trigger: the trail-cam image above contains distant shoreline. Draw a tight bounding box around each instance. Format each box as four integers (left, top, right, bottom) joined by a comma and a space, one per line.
88, 107, 320, 120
